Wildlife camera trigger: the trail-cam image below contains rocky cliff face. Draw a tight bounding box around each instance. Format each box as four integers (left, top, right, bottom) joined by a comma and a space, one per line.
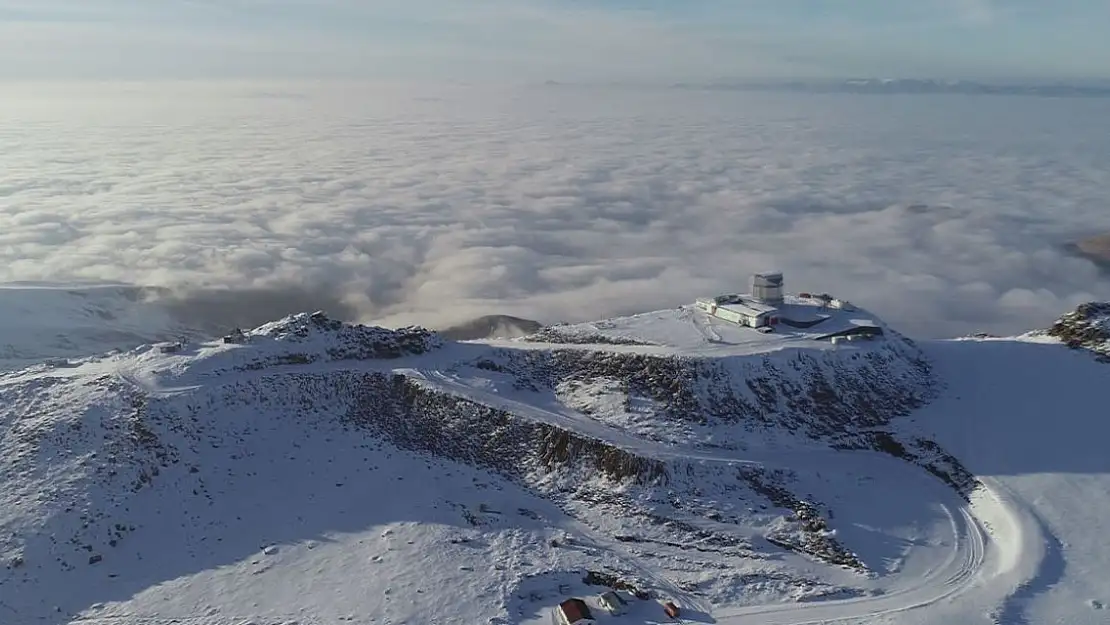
1047, 302, 1110, 362
486, 342, 932, 435
222, 369, 873, 572
467, 339, 974, 496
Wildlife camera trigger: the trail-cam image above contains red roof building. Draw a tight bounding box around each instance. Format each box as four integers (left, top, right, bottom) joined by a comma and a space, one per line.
557, 598, 595, 625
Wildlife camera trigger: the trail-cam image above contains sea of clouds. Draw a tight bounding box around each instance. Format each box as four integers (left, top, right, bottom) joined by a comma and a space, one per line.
1, 81, 1109, 339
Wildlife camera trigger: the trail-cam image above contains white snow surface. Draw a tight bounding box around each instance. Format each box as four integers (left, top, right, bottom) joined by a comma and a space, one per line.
0, 304, 1108, 625
491, 300, 886, 358
0, 284, 201, 373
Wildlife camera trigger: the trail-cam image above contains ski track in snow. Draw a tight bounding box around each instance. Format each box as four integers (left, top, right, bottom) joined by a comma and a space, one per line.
992, 531, 1065, 625
975, 479, 1061, 625
705, 506, 986, 624
685, 306, 723, 344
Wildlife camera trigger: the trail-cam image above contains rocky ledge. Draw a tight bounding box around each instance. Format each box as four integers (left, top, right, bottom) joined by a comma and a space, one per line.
221, 311, 443, 370
1047, 302, 1110, 362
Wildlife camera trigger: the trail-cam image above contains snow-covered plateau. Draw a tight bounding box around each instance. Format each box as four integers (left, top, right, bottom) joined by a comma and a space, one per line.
1, 290, 1109, 625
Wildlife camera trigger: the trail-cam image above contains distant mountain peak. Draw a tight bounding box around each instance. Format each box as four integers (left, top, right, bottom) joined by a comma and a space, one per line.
672, 78, 1110, 98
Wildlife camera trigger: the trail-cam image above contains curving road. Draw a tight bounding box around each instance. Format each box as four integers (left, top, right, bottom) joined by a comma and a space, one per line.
400, 367, 1047, 625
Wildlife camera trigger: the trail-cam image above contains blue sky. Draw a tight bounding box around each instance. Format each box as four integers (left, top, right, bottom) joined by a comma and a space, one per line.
1, 0, 1108, 81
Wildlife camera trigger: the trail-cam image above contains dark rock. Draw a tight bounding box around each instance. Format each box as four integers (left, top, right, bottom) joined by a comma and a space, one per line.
1046, 302, 1110, 362
522, 328, 654, 346
233, 313, 443, 371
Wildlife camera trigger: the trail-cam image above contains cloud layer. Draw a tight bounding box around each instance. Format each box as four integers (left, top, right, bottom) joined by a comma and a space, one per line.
2, 81, 1109, 338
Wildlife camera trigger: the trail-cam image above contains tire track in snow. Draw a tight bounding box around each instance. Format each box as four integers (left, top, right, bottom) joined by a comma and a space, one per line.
688, 308, 723, 344
974, 479, 1063, 625
991, 528, 1064, 625
704, 502, 987, 624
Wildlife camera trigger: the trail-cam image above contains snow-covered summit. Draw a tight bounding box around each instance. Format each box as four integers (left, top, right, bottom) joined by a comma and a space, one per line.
512, 300, 894, 356
3, 301, 1110, 625
224, 310, 443, 363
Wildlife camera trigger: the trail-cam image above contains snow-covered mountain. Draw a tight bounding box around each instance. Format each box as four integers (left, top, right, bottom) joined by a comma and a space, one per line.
671, 78, 1110, 98
1, 300, 1108, 625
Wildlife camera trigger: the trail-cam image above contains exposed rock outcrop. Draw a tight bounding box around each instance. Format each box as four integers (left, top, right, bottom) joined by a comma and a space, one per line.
523, 327, 655, 346
471, 342, 969, 501
340, 371, 864, 568
225, 311, 443, 370
1047, 302, 1110, 362
342, 372, 668, 486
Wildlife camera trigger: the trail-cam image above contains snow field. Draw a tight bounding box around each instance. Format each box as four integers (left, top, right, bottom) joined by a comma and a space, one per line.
1, 304, 1109, 624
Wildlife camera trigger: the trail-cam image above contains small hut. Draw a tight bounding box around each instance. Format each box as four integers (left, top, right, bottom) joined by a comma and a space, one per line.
663, 600, 680, 619
598, 591, 624, 614
556, 598, 595, 625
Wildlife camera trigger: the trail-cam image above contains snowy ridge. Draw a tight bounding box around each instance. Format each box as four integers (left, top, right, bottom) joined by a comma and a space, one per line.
214, 311, 443, 370
2, 304, 1109, 624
